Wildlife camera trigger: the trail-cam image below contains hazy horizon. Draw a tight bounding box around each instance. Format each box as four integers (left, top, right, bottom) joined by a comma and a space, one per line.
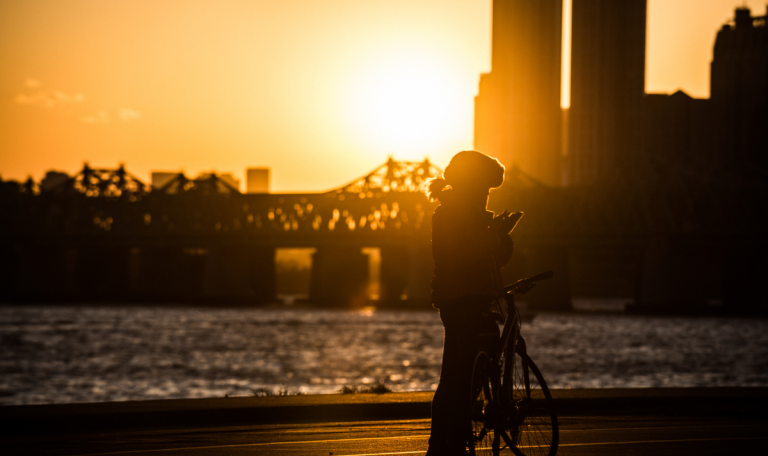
2, 0, 765, 192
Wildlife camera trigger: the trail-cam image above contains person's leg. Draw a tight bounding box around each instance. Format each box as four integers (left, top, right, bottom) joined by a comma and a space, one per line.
429, 304, 498, 454
429, 310, 472, 452
427, 330, 453, 452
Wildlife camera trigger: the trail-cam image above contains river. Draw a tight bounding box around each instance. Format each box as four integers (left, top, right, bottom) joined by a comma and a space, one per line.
1, 305, 766, 405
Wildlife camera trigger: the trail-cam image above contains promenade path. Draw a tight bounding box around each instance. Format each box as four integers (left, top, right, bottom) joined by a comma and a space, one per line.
3, 388, 767, 455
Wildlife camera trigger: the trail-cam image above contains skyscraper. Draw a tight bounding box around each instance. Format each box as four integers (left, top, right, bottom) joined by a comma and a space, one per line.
567, 0, 646, 186
710, 6, 768, 169
474, 0, 562, 186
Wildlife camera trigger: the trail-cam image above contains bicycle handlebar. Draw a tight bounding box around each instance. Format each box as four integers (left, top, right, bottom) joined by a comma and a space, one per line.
504, 270, 554, 293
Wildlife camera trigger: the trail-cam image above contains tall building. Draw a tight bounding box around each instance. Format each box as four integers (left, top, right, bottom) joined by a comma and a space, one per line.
567, 0, 646, 186
246, 168, 270, 193
642, 90, 715, 171
474, 0, 562, 186
710, 6, 768, 169
640, 6, 767, 176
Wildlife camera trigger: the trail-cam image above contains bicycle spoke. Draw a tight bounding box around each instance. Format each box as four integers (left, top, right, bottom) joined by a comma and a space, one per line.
466, 315, 558, 455
469, 351, 495, 456
500, 428, 515, 448
496, 351, 558, 456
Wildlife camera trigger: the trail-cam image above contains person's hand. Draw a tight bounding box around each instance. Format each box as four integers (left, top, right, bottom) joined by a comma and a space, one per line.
490, 210, 509, 233
516, 280, 536, 294
492, 211, 523, 234
502, 211, 523, 234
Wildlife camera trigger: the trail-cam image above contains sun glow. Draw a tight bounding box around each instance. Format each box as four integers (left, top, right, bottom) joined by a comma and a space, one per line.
346, 52, 467, 158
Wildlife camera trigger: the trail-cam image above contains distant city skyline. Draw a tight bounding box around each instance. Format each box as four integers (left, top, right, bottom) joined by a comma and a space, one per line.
475, 0, 563, 186
1, 0, 766, 191
568, 0, 648, 186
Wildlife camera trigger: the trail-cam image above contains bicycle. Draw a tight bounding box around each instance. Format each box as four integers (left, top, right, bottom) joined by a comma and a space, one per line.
468, 271, 558, 456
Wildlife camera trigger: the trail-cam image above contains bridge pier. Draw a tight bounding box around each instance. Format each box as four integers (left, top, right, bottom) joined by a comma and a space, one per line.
76, 246, 133, 300
250, 246, 277, 304
378, 245, 409, 307
134, 246, 207, 301
15, 244, 78, 300
202, 245, 275, 303
310, 246, 369, 307
406, 241, 434, 308
0, 245, 19, 302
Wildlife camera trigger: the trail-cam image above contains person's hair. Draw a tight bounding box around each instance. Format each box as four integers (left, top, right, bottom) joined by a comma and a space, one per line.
424, 151, 505, 202
425, 177, 449, 202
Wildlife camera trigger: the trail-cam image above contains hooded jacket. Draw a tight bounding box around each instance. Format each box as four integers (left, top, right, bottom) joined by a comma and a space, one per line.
430, 192, 514, 306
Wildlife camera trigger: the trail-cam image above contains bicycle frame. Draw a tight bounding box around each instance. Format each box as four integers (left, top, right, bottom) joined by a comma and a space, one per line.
489, 296, 522, 405
469, 271, 558, 455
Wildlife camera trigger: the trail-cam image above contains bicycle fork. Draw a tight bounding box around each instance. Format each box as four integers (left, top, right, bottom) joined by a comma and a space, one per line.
498, 310, 526, 455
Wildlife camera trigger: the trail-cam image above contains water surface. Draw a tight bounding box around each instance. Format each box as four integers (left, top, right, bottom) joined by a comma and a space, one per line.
1, 306, 766, 405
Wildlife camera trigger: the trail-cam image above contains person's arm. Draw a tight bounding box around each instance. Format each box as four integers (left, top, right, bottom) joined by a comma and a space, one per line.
432, 211, 499, 265
489, 211, 520, 266
496, 234, 514, 267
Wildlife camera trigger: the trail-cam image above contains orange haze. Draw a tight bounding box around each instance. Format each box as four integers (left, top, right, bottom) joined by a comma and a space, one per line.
1, 0, 765, 191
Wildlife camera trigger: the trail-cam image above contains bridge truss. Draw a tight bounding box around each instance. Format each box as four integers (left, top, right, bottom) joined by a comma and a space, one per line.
1, 157, 765, 312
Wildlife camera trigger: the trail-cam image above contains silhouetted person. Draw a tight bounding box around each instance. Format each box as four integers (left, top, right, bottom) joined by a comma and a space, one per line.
425, 151, 520, 455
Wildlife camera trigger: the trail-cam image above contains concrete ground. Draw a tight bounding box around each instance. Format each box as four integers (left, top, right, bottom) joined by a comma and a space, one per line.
2, 388, 767, 455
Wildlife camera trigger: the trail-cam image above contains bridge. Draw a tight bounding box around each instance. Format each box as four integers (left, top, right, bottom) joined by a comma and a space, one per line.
1, 157, 765, 313
0, 159, 443, 308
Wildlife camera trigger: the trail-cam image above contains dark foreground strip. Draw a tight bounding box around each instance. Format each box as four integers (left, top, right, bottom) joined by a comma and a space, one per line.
0, 402, 432, 435
71, 435, 768, 456
71, 434, 432, 456
337, 437, 768, 456
3, 388, 767, 435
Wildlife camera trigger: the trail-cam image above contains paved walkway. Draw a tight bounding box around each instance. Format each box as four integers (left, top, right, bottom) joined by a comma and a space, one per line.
3, 388, 767, 455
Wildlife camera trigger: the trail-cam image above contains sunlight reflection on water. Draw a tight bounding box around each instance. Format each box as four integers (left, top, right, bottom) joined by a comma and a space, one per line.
1, 306, 767, 405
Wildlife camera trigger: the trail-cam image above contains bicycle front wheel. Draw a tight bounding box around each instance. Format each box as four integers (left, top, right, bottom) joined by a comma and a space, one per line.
468, 351, 495, 456
503, 353, 558, 456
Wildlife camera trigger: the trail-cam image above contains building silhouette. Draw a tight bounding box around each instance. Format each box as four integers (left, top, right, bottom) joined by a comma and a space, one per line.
216, 173, 240, 191
40, 171, 69, 192
474, 0, 562, 186
643, 90, 710, 168
710, 6, 768, 170
151, 171, 180, 190
567, 0, 646, 186
247, 168, 270, 193
642, 6, 768, 175
475, 2, 766, 187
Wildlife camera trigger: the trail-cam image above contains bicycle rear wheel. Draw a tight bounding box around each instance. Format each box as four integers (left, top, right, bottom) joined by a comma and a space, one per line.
468, 351, 495, 456
501, 352, 558, 456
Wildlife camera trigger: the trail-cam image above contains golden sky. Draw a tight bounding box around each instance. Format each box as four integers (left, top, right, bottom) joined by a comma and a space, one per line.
1, 0, 765, 192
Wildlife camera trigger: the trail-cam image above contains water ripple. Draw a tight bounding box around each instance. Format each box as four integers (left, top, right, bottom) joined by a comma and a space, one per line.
0, 306, 766, 404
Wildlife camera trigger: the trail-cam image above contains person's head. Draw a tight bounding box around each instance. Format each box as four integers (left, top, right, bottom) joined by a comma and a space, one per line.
425, 150, 505, 202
